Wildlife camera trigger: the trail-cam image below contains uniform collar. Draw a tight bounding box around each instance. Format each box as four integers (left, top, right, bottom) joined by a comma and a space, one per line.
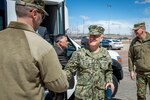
8, 21, 35, 33
84, 47, 105, 59
135, 32, 150, 43
143, 32, 150, 41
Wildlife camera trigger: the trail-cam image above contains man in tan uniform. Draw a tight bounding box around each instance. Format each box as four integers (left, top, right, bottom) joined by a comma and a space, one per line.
128, 22, 150, 100
0, 0, 68, 100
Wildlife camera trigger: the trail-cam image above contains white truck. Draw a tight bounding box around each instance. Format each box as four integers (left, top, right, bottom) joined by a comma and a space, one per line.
0, 0, 123, 99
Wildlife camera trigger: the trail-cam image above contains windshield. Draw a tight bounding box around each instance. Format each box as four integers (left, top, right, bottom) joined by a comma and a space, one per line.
113, 40, 120, 42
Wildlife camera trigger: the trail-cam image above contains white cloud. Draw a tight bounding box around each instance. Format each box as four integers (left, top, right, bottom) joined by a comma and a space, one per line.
138, 18, 150, 31
135, 0, 150, 4
68, 16, 150, 35
135, 1, 145, 4
80, 15, 89, 20
73, 20, 133, 35
145, 0, 150, 2
69, 16, 74, 20
144, 7, 150, 15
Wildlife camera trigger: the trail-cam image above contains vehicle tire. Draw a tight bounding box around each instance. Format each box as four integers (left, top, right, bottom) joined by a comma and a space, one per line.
112, 75, 118, 97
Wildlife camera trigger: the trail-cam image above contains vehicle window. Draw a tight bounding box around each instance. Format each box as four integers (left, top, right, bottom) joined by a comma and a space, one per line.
41, 4, 65, 43
113, 40, 119, 42
107, 40, 111, 42
67, 39, 77, 58
0, 0, 7, 30
0, 16, 3, 30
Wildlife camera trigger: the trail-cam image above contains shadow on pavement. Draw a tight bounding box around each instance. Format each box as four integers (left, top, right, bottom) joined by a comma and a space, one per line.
112, 98, 122, 100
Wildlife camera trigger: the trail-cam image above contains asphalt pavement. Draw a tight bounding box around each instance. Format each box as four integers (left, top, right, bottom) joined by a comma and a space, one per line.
113, 67, 150, 100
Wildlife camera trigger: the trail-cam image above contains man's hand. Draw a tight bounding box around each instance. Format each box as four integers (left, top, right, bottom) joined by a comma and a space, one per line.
105, 82, 115, 93
130, 71, 136, 80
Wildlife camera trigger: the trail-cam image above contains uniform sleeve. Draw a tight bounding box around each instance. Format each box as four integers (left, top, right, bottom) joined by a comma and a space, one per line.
128, 43, 135, 72
25, 32, 69, 93
64, 51, 79, 80
105, 50, 113, 83
38, 48, 69, 93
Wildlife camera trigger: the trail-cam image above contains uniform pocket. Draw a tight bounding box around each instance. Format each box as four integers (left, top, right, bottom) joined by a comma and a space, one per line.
75, 84, 93, 98
133, 44, 141, 59
79, 57, 93, 69
143, 42, 150, 52
98, 57, 109, 71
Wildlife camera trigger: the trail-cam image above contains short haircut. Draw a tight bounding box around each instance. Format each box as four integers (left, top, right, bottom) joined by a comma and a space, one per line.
15, 5, 33, 17
54, 34, 68, 43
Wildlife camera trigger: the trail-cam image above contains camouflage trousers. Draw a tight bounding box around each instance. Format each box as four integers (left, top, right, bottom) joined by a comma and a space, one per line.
136, 73, 150, 100
74, 90, 105, 100
75, 97, 105, 100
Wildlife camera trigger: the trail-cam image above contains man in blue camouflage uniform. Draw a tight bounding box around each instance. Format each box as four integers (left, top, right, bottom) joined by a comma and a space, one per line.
128, 22, 150, 100
65, 25, 114, 100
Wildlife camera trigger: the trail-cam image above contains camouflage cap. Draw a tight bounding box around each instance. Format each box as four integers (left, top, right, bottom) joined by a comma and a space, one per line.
133, 22, 145, 30
16, 0, 48, 16
88, 25, 104, 35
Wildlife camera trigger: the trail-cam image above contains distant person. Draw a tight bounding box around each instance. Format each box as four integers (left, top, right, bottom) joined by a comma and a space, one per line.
54, 34, 69, 69
53, 34, 69, 100
0, 0, 68, 100
65, 25, 114, 100
81, 36, 89, 48
128, 22, 150, 100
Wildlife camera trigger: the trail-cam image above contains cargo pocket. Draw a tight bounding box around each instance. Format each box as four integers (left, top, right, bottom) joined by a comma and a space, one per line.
75, 84, 93, 98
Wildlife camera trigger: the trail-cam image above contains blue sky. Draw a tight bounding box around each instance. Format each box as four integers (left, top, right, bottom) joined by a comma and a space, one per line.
66, 0, 150, 35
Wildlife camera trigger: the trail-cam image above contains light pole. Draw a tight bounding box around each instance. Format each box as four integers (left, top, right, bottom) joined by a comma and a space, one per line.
147, 24, 149, 32
128, 27, 132, 35
111, 23, 121, 34
76, 22, 79, 36
107, 4, 112, 34
83, 19, 85, 34
80, 16, 89, 34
